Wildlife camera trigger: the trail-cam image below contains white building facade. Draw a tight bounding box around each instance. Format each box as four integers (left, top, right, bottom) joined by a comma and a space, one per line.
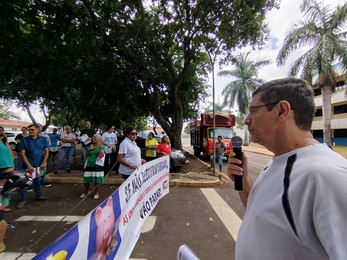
312, 63, 347, 146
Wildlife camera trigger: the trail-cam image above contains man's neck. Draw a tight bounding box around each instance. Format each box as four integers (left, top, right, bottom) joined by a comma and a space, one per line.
270, 132, 319, 156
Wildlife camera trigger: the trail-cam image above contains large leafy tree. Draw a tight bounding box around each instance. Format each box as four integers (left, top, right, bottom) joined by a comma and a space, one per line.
0, 0, 278, 149
0, 1, 141, 130
0, 100, 20, 120
80, 0, 278, 149
218, 52, 271, 145
277, 0, 347, 147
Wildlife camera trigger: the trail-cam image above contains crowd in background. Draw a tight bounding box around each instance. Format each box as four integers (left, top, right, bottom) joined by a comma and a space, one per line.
0, 122, 172, 207
0, 121, 173, 252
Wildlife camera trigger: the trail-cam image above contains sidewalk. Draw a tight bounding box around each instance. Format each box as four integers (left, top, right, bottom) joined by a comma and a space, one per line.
242, 145, 274, 156
45, 170, 222, 187
46, 146, 273, 187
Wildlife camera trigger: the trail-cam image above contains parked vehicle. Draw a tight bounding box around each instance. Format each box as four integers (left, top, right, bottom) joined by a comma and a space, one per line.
169, 148, 187, 171
190, 112, 236, 159
4, 131, 21, 150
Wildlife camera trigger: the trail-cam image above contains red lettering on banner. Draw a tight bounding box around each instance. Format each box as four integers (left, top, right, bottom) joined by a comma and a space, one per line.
122, 172, 170, 226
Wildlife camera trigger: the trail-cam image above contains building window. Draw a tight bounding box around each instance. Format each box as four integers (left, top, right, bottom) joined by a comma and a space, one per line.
334, 104, 347, 115
315, 108, 322, 117
313, 88, 321, 96
334, 129, 347, 138
312, 130, 323, 138
336, 80, 345, 88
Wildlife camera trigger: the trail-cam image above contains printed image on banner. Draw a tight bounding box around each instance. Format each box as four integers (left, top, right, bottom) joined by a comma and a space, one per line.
33, 156, 170, 260
115, 156, 170, 259
33, 192, 122, 260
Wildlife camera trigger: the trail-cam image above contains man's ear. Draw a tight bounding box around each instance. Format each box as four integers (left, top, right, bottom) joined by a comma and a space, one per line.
277, 101, 291, 118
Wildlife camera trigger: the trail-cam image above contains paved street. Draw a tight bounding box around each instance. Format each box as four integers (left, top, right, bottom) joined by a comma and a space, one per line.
1, 183, 244, 260
0, 144, 271, 259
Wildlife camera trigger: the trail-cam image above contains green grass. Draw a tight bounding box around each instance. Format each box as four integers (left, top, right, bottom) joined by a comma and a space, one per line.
248, 143, 347, 159
332, 146, 347, 158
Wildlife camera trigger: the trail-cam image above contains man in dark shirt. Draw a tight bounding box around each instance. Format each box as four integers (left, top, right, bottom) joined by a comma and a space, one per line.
80, 121, 96, 165
0, 126, 6, 144
14, 127, 28, 170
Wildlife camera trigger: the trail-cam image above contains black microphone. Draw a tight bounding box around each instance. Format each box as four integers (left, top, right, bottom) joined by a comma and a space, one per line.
231, 136, 243, 191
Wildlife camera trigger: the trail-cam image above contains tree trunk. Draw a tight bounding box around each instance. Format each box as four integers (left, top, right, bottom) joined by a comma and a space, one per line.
321, 85, 333, 147
153, 118, 183, 151
243, 127, 250, 146
151, 80, 184, 151
153, 108, 184, 150
24, 102, 36, 124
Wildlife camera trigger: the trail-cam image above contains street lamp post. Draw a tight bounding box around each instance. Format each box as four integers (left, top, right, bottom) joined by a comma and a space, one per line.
211, 63, 216, 176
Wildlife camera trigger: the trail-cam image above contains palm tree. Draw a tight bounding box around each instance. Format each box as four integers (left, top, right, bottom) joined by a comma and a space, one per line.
218, 52, 271, 145
204, 98, 231, 113
277, 0, 347, 147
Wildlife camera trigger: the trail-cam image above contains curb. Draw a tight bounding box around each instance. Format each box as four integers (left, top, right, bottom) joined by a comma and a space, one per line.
45, 172, 124, 185
46, 147, 271, 188
170, 178, 221, 187
188, 150, 231, 183
46, 170, 222, 188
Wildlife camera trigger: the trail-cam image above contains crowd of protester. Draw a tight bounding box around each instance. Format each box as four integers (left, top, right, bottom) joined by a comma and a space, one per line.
0, 121, 172, 252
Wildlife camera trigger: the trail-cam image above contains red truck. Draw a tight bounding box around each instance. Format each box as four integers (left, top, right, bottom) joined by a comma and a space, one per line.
190, 112, 236, 159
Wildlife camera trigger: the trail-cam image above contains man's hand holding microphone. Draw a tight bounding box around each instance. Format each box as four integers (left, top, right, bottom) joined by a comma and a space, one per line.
227, 136, 253, 207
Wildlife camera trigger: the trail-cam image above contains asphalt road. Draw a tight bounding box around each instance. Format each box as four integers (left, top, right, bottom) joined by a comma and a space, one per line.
1, 145, 272, 260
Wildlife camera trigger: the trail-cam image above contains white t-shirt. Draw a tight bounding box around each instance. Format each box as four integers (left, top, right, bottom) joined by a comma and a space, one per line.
102, 132, 117, 154
60, 133, 76, 148
118, 137, 142, 176
236, 144, 347, 260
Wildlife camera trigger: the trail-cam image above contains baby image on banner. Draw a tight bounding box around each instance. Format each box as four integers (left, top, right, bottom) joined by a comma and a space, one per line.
33, 192, 122, 260
33, 156, 169, 260
87, 196, 121, 260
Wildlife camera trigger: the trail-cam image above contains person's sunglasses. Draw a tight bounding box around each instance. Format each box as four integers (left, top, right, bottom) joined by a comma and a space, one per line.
28, 129, 36, 132
130, 132, 138, 135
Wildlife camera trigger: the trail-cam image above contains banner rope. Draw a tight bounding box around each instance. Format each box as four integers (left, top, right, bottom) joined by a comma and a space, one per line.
22, 157, 120, 255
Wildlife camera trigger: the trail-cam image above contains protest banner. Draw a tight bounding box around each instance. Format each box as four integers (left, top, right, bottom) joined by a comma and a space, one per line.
33, 156, 170, 260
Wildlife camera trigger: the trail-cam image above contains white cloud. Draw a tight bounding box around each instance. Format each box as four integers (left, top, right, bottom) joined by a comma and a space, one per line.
10, 103, 45, 124
9, 0, 343, 119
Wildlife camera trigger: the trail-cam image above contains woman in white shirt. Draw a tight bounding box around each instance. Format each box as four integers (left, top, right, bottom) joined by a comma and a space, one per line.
117, 127, 146, 180
102, 125, 118, 175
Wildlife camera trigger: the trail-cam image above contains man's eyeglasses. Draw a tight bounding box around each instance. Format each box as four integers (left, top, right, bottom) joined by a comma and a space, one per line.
28, 129, 36, 132
248, 101, 279, 117
130, 132, 138, 135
